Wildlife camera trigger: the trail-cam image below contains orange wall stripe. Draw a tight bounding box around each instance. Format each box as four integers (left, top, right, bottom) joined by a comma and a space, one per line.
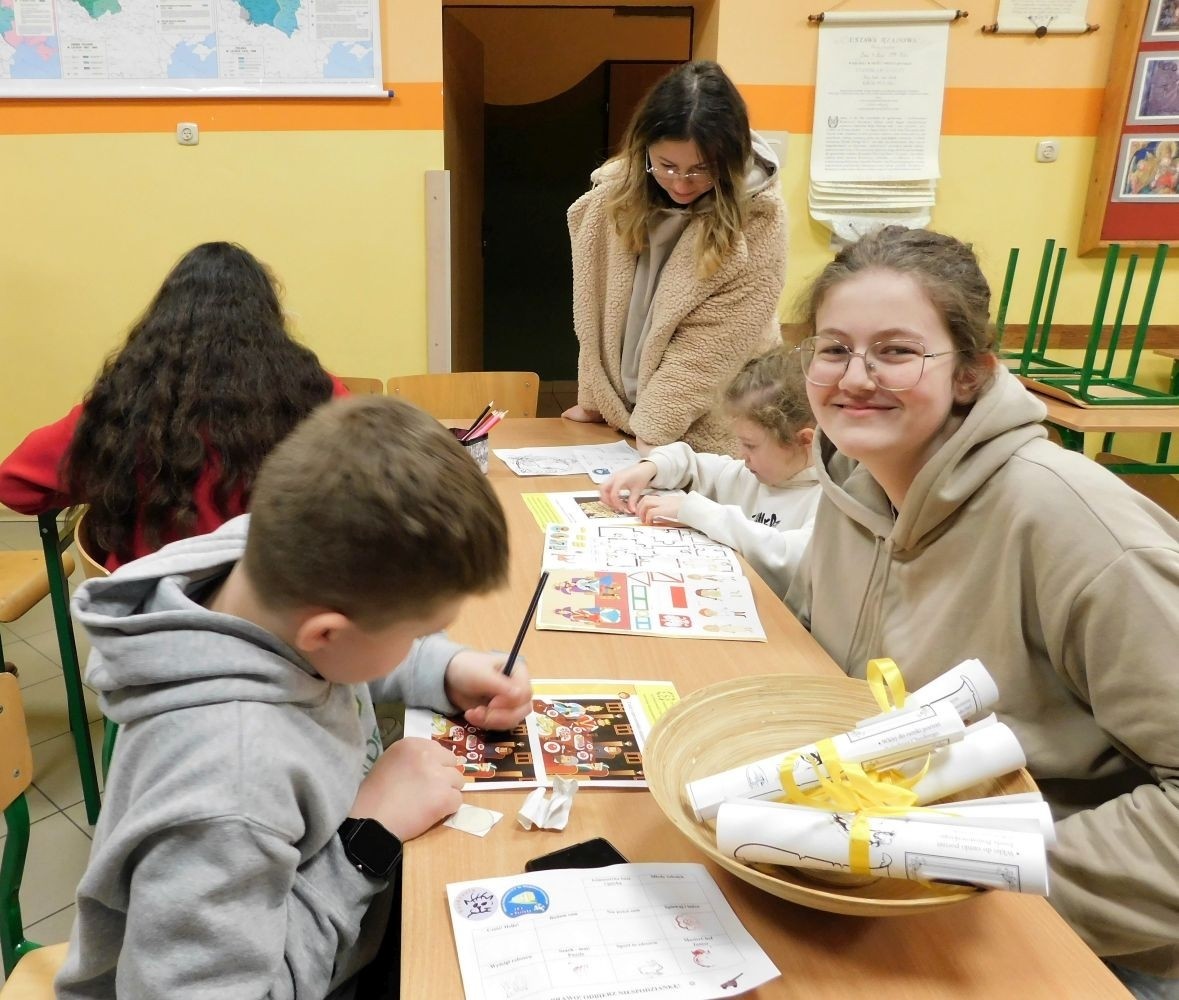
0, 82, 443, 134
741, 84, 1104, 137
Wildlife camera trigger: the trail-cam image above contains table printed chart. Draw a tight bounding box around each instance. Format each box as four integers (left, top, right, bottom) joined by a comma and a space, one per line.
447, 864, 778, 999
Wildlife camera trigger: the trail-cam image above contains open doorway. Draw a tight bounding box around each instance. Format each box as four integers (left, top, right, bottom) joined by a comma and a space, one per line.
442, 5, 693, 409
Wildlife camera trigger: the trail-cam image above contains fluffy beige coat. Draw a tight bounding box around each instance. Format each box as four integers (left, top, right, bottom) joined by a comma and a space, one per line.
568, 167, 787, 455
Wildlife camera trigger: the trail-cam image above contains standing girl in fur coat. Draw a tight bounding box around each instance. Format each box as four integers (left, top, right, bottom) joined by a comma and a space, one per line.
563, 60, 788, 456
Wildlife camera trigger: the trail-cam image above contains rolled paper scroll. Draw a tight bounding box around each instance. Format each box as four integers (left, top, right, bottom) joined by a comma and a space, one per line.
859, 658, 999, 728
715, 800, 1050, 895
686, 701, 964, 822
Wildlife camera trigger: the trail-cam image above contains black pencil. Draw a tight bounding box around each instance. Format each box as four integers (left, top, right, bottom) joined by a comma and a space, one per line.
502, 570, 549, 678
462, 402, 493, 442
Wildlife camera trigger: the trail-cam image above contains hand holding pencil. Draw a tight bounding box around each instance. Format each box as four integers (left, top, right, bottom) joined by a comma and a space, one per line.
445, 649, 534, 731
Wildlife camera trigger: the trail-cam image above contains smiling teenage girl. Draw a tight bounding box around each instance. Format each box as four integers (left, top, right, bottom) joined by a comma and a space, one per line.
786, 227, 1179, 993
564, 60, 787, 455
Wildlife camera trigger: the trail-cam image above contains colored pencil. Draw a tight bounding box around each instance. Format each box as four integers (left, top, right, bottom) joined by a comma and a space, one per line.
461, 402, 493, 442
502, 570, 549, 678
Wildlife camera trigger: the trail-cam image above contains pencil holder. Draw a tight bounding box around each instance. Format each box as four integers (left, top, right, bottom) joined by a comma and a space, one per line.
450, 427, 490, 474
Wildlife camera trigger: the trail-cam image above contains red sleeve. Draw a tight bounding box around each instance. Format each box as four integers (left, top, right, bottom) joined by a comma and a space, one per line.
0, 404, 84, 514
328, 374, 351, 398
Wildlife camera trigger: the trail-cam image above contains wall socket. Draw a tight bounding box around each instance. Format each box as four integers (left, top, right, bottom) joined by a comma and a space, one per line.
176, 122, 199, 146
1035, 139, 1059, 163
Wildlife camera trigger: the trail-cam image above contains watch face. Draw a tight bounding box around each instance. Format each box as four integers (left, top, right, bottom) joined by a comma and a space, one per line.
346, 819, 402, 878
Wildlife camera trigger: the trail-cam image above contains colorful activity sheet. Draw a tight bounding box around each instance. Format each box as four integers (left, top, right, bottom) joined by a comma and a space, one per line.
522, 491, 641, 529
404, 679, 680, 789
542, 523, 743, 575
535, 524, 766, 641
522, 491, 685, 530
447, 863, 780, 1000
494, 441, 642, 482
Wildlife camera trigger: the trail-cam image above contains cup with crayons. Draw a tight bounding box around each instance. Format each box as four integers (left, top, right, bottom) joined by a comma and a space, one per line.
451, 403, 505, 474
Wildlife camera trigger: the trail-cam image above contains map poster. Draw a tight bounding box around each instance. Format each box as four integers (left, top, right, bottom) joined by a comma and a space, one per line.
0, 0, 385, 96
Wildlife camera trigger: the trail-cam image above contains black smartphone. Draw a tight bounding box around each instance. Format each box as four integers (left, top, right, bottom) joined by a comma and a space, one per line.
525, 837, 628, 872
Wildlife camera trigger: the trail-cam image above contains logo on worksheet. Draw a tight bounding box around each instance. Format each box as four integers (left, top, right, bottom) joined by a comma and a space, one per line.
453, 886, 498, 921
501, 884, 550, 917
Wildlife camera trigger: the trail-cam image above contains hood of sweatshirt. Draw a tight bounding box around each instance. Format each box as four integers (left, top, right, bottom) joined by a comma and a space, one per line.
72, 514, 328, 725
815, 367, 1049, 553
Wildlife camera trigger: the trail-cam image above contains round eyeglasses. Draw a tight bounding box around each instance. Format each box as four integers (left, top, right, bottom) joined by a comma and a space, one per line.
645, 154, 713, 184
795, 336, 964, 391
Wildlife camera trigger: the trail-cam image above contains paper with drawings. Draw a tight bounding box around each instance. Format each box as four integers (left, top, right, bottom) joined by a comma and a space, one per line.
494, 441, 642, 481
715, 799, 1050, 894
446, 863, 780, 999
542, 523, 743, 575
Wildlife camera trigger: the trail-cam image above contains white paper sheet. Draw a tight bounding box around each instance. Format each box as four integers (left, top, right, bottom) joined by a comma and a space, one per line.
715, 800, 1049, 894
494, 441, 642, 481
446, 864, 780, 999
995, 0, 1090, 33
811, 20, 949, 183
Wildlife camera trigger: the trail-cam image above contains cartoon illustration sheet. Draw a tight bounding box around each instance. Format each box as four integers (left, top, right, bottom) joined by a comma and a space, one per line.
493, 441, 642, 481
542, 523, 744, 575
522, 491, 687, 530
404, 680, 680, 789
447, 863, 780, 1000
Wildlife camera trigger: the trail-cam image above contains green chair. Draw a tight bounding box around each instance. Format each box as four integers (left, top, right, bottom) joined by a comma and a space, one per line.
0, 512, 102, 826
0, 670, 71, 991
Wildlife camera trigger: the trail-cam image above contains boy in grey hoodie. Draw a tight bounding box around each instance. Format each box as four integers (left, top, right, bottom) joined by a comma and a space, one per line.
55, 397, 533, 999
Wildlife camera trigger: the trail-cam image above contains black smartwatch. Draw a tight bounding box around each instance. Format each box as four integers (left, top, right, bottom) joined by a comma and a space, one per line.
338, 818, 403, 879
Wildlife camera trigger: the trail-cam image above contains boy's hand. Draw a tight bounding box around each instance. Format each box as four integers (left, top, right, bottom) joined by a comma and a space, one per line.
636, 493, 683, 526
600, 461, 657, 513
350, 737, 464, 841
445, 650, 534, 731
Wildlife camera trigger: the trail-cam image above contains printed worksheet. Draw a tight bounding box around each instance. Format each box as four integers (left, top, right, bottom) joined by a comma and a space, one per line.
404, 680, 680, 789
494, 441, 642, 481
542, 523, 743, 575
447, 863, 780, 1000
522, 491, 686, 530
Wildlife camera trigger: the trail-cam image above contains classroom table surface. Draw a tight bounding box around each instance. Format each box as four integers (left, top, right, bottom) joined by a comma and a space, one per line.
400, 417, 1128, 999
1029, 388, 1179, 434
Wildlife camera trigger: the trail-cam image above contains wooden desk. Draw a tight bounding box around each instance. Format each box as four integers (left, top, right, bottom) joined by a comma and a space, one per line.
401, 418, 1127, 999
1030, 389, 1179, 466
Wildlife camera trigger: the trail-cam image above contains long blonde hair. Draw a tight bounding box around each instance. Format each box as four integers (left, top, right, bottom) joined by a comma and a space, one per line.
605, 61, 760, 279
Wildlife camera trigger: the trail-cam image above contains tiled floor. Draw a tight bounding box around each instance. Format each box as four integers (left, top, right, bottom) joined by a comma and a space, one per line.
537, 380, 579, 418
1, 518, 104, 985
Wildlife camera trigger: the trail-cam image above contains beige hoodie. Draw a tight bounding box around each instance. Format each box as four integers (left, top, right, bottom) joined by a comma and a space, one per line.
787, 369, 1179, 976
568, 132, 787, 455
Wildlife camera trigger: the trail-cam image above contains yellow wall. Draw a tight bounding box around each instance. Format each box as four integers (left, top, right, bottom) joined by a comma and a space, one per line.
3, 0, 1177, 468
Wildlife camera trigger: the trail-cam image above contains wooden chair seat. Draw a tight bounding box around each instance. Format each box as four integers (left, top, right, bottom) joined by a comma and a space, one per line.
0, 943, 69, 998
338, 376, 384, 396
1096, 453, 1179, 519
386, 371, 539, 419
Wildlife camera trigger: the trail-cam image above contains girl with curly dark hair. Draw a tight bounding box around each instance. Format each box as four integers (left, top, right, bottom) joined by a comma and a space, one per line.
0, 242, 347, 568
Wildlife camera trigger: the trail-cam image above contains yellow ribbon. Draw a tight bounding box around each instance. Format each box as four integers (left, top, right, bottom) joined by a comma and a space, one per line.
867, 657, 907, 712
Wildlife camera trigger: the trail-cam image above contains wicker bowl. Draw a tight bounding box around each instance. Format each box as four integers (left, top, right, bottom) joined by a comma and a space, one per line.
644, 673, 1038, 917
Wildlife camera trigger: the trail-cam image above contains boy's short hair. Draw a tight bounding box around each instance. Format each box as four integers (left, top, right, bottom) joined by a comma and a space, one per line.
723, 345, 815, 445
244, 397, 509, 625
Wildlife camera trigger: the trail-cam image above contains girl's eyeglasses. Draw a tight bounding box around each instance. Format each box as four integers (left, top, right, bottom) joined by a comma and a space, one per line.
645, 153, 714, 184
795, 336, 964, 391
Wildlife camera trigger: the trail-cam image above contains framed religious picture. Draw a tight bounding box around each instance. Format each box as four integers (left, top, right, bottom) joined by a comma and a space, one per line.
1081, 0, 1179, 251
1145, 0, 1179, 42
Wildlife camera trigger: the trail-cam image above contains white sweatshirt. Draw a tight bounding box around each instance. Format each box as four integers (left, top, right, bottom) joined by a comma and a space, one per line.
645, 442, 820, 596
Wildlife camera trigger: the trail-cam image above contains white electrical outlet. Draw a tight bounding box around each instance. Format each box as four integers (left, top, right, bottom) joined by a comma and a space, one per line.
176, 122, 199, 146
1035, 139, 1059, 163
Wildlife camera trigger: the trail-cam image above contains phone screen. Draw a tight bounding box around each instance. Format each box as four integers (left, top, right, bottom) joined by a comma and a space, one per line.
525, 837, 628, 872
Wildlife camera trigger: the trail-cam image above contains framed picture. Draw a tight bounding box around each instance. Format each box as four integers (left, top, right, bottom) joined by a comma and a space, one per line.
1128, 53, 1179, 125
1081, 0, 1179, 251
1145, 0, 1179, 41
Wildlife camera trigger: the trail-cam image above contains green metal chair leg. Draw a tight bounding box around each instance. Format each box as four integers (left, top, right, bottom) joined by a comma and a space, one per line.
37, 511, 102, 825
102, 718, 119, 779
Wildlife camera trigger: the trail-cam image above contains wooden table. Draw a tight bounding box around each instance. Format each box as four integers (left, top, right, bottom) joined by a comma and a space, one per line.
401, 418, 1128, 999
1030, 389, 1179, 467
